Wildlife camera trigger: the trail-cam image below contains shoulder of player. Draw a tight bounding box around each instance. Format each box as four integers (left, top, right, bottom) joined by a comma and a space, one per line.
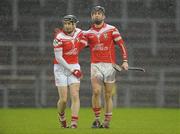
75, 28, 83, 34
53, 38, 63, 47
75, 28, 87, 39
82, 29, 93, 36
53, 31, 64, 47
74, 28, 86, 37
55, 30, 64, 40
105, 24, 117, 31
81, 30, 89, 36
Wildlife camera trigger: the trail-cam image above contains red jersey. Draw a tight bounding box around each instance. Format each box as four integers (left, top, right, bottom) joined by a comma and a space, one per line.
85, 23, 128, 63
53, 28, 87, 64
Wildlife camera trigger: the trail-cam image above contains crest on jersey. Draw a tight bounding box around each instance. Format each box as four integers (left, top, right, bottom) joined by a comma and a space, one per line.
103, 33, 108, 39
53, 39, 62, 47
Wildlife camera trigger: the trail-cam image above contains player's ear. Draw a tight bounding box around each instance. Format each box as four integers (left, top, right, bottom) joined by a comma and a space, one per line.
91, 14, 93, 18
103, 15, 106, 20
73, 23, 76, 29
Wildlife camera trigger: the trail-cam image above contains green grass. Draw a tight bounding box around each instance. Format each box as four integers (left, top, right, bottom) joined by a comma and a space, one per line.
0, 108, 179, 134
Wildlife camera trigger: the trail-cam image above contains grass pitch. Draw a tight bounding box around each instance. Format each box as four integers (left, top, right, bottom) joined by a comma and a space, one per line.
0, 108, 179, 134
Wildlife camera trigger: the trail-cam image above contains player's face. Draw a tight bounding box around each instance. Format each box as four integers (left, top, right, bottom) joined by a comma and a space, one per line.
63, 21, 75, 34
91, 11, 105, 25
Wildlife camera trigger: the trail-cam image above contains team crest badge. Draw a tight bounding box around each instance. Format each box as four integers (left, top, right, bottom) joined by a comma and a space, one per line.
53, 39, 59, 47
104, 33, 108, 39
53, 39, 62, 47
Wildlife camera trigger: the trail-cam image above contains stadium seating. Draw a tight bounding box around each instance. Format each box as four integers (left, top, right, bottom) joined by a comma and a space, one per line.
0, 45, 12, 65
0, 17, 13, 41
0, 0, 12, 17
150, 0, 176, 18
73, 0, 93, 17
127, 0, 176, 18
0, 75, 37, 107
16, 19, 40, 41
127, 0, 150, 18
157, 22, 180, 44
18, 0, 41, 16
42, 0, 67, 17
125, 22, 152, 44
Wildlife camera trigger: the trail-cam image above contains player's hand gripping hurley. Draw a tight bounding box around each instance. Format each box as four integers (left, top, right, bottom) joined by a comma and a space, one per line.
112, 64, 145, 72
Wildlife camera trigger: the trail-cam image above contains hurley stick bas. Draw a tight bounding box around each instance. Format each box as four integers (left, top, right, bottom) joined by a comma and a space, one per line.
112, 64, 145, 72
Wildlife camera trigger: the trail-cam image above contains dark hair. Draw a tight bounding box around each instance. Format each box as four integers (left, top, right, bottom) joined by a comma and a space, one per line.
91, 6, 105, 14
63, 15, 79, 23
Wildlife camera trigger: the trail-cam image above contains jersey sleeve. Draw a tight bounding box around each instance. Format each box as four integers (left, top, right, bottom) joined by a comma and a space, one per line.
53, 38, 63, 48
53, 37, 72, 71
112, 28, 128, 61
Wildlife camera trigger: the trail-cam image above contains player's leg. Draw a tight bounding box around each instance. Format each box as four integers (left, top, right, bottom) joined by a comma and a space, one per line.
102, 82, 114, 128
68, 63, 81, 128
54, 64, 69, 128
69, 83, 80, 128
91, 64, 104, 128
91, 77, 103, 115
57, 86, 68, 128
101, 63, 116, 128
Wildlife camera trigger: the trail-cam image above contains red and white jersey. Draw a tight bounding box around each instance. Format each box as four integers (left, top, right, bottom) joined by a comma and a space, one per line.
53, 28, 87, 64
85, 23, 128, 63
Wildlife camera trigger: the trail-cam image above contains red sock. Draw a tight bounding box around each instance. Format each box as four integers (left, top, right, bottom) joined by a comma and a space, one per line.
71, 116, 78, 126
93, 107, 101, 120
104, 112, 112, 123
58, 112, 66, 121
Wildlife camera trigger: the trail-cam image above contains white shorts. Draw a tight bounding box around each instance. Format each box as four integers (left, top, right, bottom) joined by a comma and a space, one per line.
91, 63, 116, 83
54, 64, 80, 87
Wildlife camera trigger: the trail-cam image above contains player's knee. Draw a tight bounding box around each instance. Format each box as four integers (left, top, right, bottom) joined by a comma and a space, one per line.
71, 93, 79, 100
61, 99, 67, 104
71, 92, 79, 101
105, 91, 112, 99
59, 97, 67, 104
93, 89, 101, 97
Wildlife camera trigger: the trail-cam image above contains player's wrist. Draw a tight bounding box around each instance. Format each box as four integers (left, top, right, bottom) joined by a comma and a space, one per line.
123, 60, 128, 63
70, 68, 74, 73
